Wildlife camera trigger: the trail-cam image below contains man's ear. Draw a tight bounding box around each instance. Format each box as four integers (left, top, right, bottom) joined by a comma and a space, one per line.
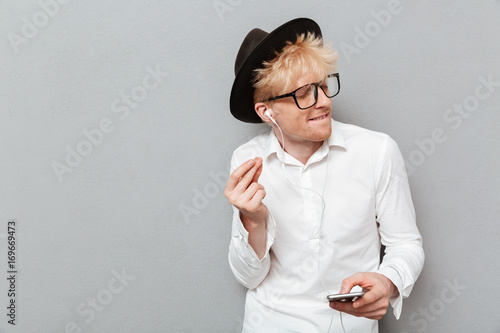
255, 102, 273, 124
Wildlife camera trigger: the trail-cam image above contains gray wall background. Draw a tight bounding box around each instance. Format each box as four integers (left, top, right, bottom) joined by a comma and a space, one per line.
0, 1, 499, 332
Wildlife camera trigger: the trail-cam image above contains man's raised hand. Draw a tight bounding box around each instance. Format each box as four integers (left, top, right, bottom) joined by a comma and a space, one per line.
224, 157, 268, 258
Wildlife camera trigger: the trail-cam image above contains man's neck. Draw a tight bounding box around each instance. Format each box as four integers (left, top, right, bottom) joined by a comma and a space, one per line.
274, 130, 324, 165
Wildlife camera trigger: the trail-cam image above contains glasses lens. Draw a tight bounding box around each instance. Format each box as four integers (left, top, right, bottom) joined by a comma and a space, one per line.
323, 75, 340, 98
295, 84, 317, 109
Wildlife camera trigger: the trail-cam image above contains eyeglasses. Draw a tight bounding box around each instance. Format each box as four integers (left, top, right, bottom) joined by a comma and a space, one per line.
263, 73, 340, 110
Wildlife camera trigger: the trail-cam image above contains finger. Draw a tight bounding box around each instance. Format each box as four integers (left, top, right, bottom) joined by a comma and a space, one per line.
252, 157, 263, 183
352, 287, 384, 309
330, 301, 364, 315
337, 305, 387, 320
330, 292, 377, 312
340, 272, 363, 294
233, 161, 261, 195
353, 296, 386, 312
353, 290, 382, 308
330, 300, 355, 313
336, 307, 386, 320
248, 184, 266, 207
332, 297, 387, 317
237, 182, 265, 211
225, 159, 255, 195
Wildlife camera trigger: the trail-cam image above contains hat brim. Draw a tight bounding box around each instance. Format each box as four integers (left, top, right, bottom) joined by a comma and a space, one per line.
229, 18, 322, 123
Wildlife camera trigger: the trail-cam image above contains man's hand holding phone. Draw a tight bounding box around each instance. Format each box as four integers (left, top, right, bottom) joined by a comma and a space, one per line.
329, 272, 399, 320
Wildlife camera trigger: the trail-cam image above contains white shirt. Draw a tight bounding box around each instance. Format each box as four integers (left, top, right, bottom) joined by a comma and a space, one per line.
228, 119, 424, 333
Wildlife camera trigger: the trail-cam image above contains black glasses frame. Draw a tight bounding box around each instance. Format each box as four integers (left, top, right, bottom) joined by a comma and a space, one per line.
263, 73, 340, 110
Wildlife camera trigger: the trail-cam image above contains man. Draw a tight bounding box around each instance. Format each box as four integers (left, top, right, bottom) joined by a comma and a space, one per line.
225, 18, 424, 332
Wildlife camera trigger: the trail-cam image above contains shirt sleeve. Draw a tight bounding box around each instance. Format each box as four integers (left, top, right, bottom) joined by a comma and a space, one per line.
227, 152, 276, 290
228, 207, 276, 289
374, 136, 425, 319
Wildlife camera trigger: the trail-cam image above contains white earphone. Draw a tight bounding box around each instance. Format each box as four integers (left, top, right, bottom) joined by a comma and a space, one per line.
264, 110, 278, 125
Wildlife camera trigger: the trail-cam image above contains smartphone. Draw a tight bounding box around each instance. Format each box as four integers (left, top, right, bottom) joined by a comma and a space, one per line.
327, 291, 365, 302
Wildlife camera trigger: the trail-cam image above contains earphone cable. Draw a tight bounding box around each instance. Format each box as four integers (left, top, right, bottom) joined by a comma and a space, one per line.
273, 121, 346, 333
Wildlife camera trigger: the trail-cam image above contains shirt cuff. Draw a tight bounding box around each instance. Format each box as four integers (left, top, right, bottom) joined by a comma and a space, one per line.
377, 265, 404, 319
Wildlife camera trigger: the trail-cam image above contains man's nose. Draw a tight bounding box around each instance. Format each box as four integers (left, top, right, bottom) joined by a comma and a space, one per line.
315, 86, 331, 108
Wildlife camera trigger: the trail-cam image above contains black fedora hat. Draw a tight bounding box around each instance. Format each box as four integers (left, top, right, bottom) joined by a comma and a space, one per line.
229, 18, 322, 123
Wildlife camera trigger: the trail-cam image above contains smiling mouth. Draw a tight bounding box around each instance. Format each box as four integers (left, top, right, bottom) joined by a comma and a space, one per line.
309, 113, 329, 121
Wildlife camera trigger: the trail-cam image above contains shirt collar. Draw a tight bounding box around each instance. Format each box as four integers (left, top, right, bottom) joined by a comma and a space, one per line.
263, 118, 347, 162
327, 119, 347, 150
264, 129, 283, 161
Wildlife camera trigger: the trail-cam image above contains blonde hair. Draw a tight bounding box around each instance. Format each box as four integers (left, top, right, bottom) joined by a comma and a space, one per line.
252, 32, 338, 104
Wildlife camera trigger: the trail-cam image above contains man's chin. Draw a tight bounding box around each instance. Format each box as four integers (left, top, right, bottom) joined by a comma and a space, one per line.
319, 122, 332, 138
310, 126, 332, 142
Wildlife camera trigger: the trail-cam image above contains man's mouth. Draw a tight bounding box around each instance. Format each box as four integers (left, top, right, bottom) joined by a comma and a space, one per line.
309, 113, 329, 121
